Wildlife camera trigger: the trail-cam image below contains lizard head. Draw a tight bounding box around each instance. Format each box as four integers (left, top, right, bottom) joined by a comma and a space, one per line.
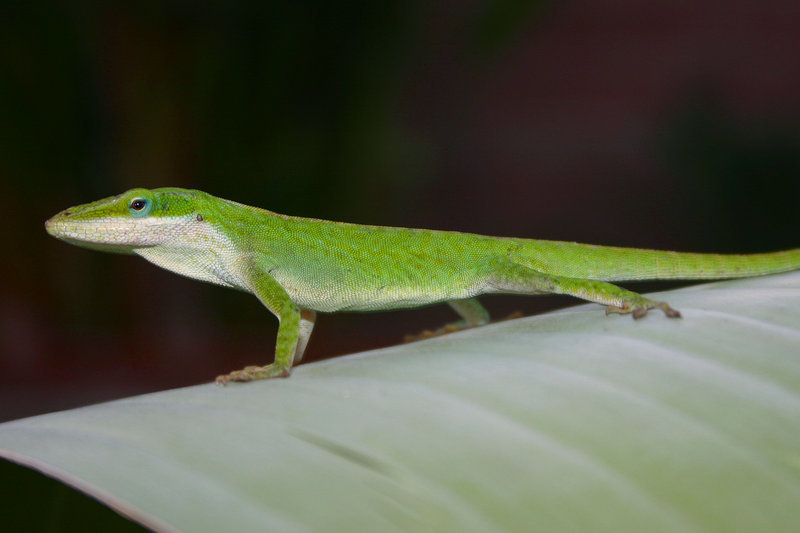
45, 188, 202, 253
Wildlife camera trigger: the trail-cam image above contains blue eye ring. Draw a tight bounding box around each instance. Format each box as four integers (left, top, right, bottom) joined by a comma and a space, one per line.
128, 197, 152, 217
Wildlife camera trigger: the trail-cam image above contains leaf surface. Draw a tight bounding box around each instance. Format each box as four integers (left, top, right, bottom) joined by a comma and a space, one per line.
1, 273, 799, 532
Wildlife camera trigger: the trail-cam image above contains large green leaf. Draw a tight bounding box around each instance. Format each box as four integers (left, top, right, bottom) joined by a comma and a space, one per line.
1, 272, 799, 532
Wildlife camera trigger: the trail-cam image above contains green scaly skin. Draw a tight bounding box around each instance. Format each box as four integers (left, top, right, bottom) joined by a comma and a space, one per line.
45, 188, 800, 383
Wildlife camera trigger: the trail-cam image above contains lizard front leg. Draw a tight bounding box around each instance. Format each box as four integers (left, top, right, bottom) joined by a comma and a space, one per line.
216, 269, 311, 384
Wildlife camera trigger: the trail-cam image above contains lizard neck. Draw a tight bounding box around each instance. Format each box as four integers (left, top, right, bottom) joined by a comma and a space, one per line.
133, 194, 279, 291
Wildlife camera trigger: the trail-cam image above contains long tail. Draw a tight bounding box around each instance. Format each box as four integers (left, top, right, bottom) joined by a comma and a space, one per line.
513, 240, 800, 281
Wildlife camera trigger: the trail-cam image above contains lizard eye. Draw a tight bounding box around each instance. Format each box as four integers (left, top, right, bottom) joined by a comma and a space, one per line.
128, 197, 152, 217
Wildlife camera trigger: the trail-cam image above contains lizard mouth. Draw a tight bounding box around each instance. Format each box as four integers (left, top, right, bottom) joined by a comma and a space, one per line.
45, 208, 188, 251
44, 214, 70, 239
45, 215, 98, 247
44, 213, 142, 252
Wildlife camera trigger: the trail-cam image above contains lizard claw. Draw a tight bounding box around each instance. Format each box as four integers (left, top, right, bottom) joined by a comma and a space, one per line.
605, 300, 681, 319
215, 364, 290, 385
403, 311, 525, 343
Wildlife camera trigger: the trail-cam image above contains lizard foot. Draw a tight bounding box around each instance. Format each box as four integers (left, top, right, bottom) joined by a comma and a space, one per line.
215, 364, 290, 385
403, 311, 525, 343
403, 323, 463, 343
605, 299, 681, 319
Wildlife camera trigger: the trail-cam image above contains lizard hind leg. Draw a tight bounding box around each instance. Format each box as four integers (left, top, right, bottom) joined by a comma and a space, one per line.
488, 261, 681, 319
449, 298, 491, 327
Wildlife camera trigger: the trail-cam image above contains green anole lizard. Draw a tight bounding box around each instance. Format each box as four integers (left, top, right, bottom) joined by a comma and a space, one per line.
46, 188, 800, 384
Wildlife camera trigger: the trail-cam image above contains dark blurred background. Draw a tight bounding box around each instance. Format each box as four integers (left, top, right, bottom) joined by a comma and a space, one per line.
1, 0, 798, 421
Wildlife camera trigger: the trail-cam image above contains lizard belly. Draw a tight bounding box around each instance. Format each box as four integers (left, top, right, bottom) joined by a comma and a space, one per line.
255, 234, 496, 313
270, 270, 482, 313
